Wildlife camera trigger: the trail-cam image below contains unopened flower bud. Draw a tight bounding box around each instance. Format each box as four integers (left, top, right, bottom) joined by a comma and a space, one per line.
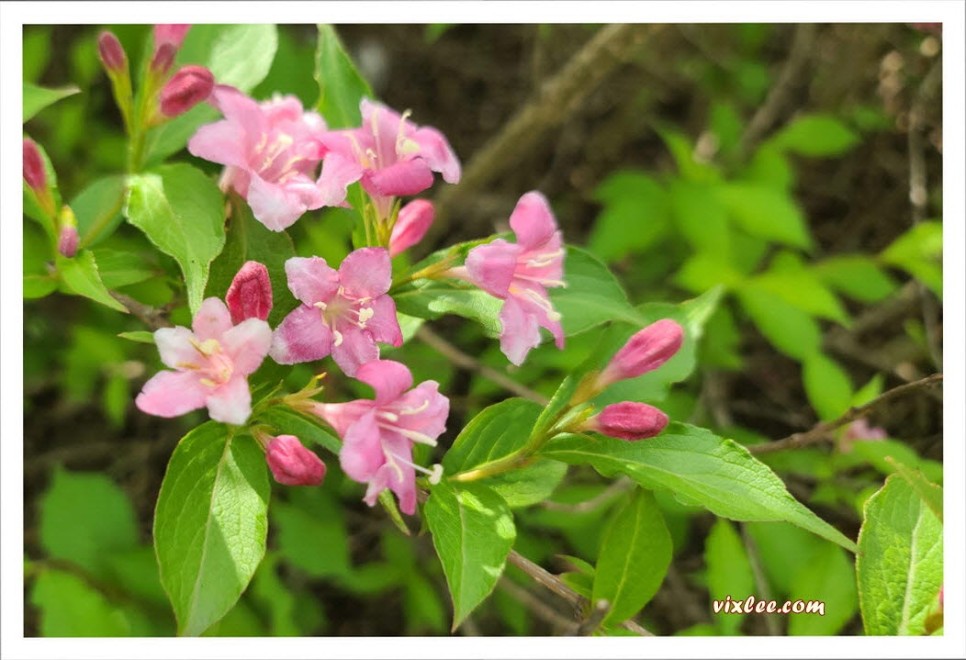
22, 138, 46, 192
389, 199, 435, 257
159, 65, 214, 117
97, 31, 127, 73
150, 42, 176, 76
597, 319, 684, 389
265, 435, 326, 486
226, 260, 273, 324
583, 402, 669, 441
57, 206, 79, 258
154, 24, 191, 50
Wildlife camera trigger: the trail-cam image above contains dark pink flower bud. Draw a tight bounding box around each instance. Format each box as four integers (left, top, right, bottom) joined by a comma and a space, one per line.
266, 435, 326, 486
597, 319, 684, 389
159, 65, 214, 117
226, 260, 273, 324
97, 31, 127, 73
150, 42, 176, 75
583, 402, 669, 441
23, 138, 46, 192
154, 24, 191, 50
389, 199, 435, 257
57, 206, 79, 258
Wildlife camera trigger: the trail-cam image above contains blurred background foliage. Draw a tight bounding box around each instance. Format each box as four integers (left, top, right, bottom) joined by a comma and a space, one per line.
23, 23, 942, 636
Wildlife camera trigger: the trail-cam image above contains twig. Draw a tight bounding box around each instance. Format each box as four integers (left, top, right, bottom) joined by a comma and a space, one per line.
415, 325, 548, 404
572, 598, 610, 636
429, 24, 662, 241
750, 373, 942, 454
541, 476, 634, 513
741, 526, 780, 636
110, 291, 172, 330
498, 577, 575, 632
738, 24, 818, 156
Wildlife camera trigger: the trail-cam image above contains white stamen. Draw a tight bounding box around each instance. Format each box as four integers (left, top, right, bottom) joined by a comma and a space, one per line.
333, 330, 344, 347
526, 249, 564, 268
386, 449, 443, 482
356, 307, 374, 327
378, 410, 400, 423
515, 273, 566, 288
428, 464, 444, 485
377, 422, 438, 446
400, 399, 430, 416
314, 301, 328, 311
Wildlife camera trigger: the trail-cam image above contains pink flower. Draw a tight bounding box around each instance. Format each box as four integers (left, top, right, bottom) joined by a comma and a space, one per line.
582, 402, 669, 440
311, 360, 448, 514
135, 298, 272, 425
22, 138, 46, 192
188, 85, 330, 232
596, 319, 684, 389
270, 249, 403, 375
97, 31, 127, 73
160, 65, 214, 118
839, 418, 888, 453
57, 225, 79, 258
463, 191, 566, 366
154, 24, 190, 50
226, 260, 273, 324
265, 435, 326, 486
319, 98, 460, 216
389, 199, 434, 257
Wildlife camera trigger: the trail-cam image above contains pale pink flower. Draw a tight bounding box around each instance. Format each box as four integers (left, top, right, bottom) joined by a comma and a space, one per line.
596, 319, 684, 389
462, 191, 566, 366
265, 435, 326, 486
57, 225, 79, 258
154, 24, 190, 50
310, 360, 448, 515
135, 298, 272, 425
270, 249, 402, 375
582, 401, 669, 440
389, 199, 434, 257
160, 65, 214, 117
188, 85, 330, 232
839, 417, 888, 453
319, 98, 460, 217
226, 260, 273, 324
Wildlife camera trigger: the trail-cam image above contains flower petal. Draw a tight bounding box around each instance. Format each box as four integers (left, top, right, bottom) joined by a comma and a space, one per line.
355, 359, 413, 404
339, 410, 384, 482
192, 298, 233, 341
205, 375, 252, 425
391, 381, 449, 441
284, 256, 339, 306
365, 295, 403, 347
331, 325, 379, 376
222, 318, 272, 375
361, 158, 434, 197
317, 151, 363, 207
509, 191, 558, 250
311, 400, 373, 438
270, 305, 332, 364
498, 296, 541, 366
339, 248, 392, 299
412, 126, 461, 183
154, 326, 200, 369
209, 84, 264, 141
465, 239, 520, 298
135, 370, 208, 418
187, 119, 248, 168
248, 173, 317, 232
376, 434, 417, 515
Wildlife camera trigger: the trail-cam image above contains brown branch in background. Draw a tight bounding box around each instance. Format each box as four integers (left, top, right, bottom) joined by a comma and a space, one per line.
738, 23, 818, 155
741, 526, 780, 636
415, 326, 548, 404
751, 373, 942, 455
907, 57, 943, 370
429, 24, 662, 241
541, 476, 634, 513
498, 577, 576, 632
110, 291, 172, 330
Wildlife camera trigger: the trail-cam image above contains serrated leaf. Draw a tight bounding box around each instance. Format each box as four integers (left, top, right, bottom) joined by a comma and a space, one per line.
668, 179, 732, 258
593, 489, 672, 626
880, 222, 942, 299
23, 82, 80, 122
705, 519, 754, 635
314, 24, 373, 129
716, 183, 812, 250
125, 164, 226, 314
770, 114, 860, 158
93, 248, 156, 289
857, 476, 943, 635
57, 251, 129, 312
392, 278, 504, 337
154, 423, 270, 636
541, 424, 857, 552
802, 351, 853, 421
424, 480, 516, 630
588, 171, 671, 262
486, 459, 568, 508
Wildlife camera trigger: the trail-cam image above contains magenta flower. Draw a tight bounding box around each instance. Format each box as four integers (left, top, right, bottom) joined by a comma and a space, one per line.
97, 31, 127, 73
226, 260, 273, 324
596, 319, 684, 390
135, 298, 272, 425
389, 199, 435, 257
270, 249, 403, 375
311, 360, 448, 515
160, 65, 214, 118
154, 24, 190, 50
582, 402, 669, 441
463, 191, 566, 366
319, 98, 460, 216
265, 435, 326, 486
188, 85, 330, 232
22, 138, 46, 192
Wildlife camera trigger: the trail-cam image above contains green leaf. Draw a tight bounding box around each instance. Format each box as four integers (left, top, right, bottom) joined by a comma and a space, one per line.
118, 330, 155, 344
249, 554, 301, 636
705, 519, 754, 635
154, 423, 270, 636
93, 248, 156, 289
551, 246, 643, 335
23, 82, 80, 122
30, 569, 147, 636
126, 164, 226, 314
802, 351, 853, 421
443, 398, 543, 474
588, 172, 671, 262
751, 253, 850, 324
57, 251, 129, 312
206, 197, 298, 327
887, 460, 942, 523
656, 126, 720, 183
813, 255, 899, 304
668, 179, 732, 258
743, 144, 795, 191
391, 278, 504, 338
593, 489, 672, 626
715, 183, 812, 250
770, 114, 860, 158
737, 284, 821, 360
486, 459, 568, 508
674, 253, 744, 293
314, 24, 373, 128
541, 424, 857, 552
71, 175, 127, 248
856, 476, 943, 635
839, 439, 943, 485
880, 222, 942, 299
424, 480, 516, 630
787, 543, 857, 635
272, 493, 349, 579
39, 468, 138, 578
257, 405, 341, 454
